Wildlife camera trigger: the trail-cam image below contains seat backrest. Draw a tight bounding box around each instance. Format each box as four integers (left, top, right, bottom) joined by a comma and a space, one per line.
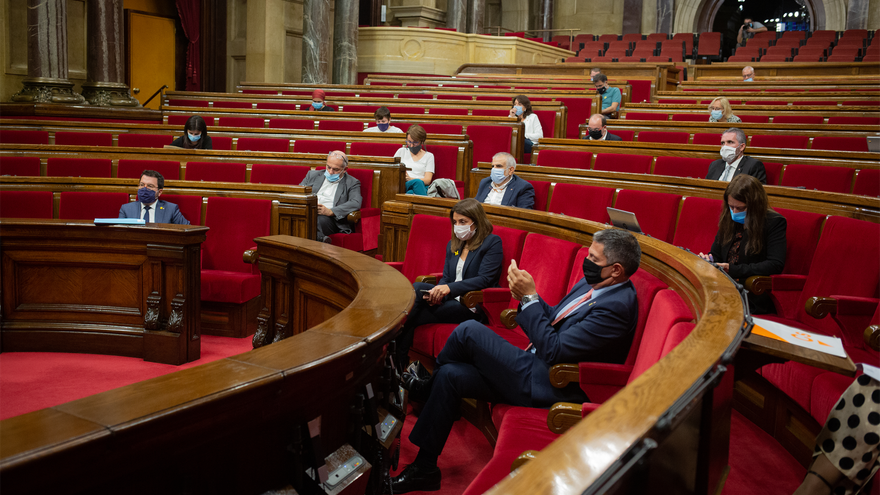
762, 162, 783, 185
492, 225, 529, 288
399, 214, 453, 282
466, 125, 512, 167
428, 145, 460, 181
430, 108, 469, 116
518, 233, 581, 306
46, 157, 112, 178
625, 112, 668, 121
0, 130, 49, 145
349, 142, 401, 158
671, 113, 708, 122
772, 115, 824, 125
536, 150, 592, 170
555, 97, 594, 139
672, 196, 723, 253
167, 98, 208, 107
774, 207, 825, 276
117, 134, 173, 148
629, 289, 694, 381
738, 115, 770, 124
318, 120, 365, 132
160, 194, 203, 225
250, 164, 312, 186
185, 161, 247, 183
420, 123, 464, 135
613, 189, 682, 243
653, 156, 712, 179
59, 192, 129, 220
609, 129, 635, 141
202, 197, 272, 272
780, 163, 854, 194
853, 169, 880, 197
55, 131, 113, 147
750, 134, 810, 149
239, 137, 291, 153
211, 136, 233, 150
218, 117, 265, 128
827, 116, 880, 125
0, 191, 54, 219
472, 109, 510, 117
268, 118, 315, 130
548, 184, 615, 223
118, 159, 180, 181
661, 322, 696, 357
811, 136, 868, 152
259, 103, 299, 111
594, 153, 652, 174
692, 133, 720, 146
0, 156, 41, 176
342, 167, 375, 208
532, 110, 556, 137
167, 115, 191, 126
638, 131, 689, 144
530, 180, 551, 211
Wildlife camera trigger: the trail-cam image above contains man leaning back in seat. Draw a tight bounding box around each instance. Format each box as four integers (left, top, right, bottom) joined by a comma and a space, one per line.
299, 150, 363, 243
390, 229, 641, 493
118, 170, 190, 224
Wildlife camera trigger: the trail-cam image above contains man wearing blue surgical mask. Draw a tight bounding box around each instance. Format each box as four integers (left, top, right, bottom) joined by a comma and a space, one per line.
705, 127, 767, 184
474, 152, 535, 209
299, 151, 363, 243
741, 66, 755, 82
118, 170, 190, 224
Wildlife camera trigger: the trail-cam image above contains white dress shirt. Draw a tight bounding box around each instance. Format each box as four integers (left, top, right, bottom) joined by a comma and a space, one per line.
139, 200, 158, 222
484, 177, 512, 206
720, 155, 745, 182
316, 178, 340, 208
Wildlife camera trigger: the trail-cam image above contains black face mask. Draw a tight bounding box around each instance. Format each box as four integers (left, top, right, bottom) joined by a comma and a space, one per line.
583, 258, 612, 285
408, 144, 422, 155
597, 86, 607, 95
588, 128, 603, 140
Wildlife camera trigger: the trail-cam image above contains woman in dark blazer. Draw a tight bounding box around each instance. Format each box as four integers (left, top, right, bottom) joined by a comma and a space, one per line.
169, 115, 213, 150
395, 198, 504, 366
699, 175, 787, 314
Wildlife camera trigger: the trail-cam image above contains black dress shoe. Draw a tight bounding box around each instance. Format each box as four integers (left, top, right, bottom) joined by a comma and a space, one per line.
389, 463, 441, 493
401, 362, 433, 402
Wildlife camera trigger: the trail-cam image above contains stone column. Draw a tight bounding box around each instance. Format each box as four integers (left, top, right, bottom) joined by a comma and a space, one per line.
81, 0, 139, 106
655, 0, 673, 34
845, 0, 869, 29
332, 0, 358, 85
302, 0, 331, 84
11, 0, 85, 103
538, 0, 552, 41
446, 0, 467, 33
468, 0, 486, 36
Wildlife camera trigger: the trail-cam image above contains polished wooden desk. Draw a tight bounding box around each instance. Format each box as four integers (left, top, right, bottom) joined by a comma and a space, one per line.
0, 220, 208, 365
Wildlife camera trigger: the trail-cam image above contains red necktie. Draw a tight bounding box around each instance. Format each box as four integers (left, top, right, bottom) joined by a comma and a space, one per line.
551, 289, 593, 326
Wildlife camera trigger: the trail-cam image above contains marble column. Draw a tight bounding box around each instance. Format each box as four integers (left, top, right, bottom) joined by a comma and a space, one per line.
622, 0, 643, 35
81, 0, 139, 106
845, 0, 868, 29
11, 0, 85, 103
302, 0, 331, 84
468, 0, 486, 36
538, 0, 552, 41
446, 0, 467, 33
655, 0, 673, 34
332, 0, 358, 85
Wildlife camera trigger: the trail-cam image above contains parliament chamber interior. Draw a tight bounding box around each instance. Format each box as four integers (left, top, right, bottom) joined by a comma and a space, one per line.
0, 0, 878, 494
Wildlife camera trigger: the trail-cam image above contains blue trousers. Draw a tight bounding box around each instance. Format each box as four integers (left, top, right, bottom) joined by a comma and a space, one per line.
524, 138, 534, 153
406, 179, 428, 195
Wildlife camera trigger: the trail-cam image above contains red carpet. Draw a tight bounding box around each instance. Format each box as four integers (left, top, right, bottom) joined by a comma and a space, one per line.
0, 335, 254, 420
722, 409, 805, 494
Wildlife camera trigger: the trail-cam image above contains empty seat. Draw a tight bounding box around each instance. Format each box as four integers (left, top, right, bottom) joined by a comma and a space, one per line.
793, 101, 838, 106
653, 156, 712, 179
759, 54, 789, 62
118, 159, 180, 180
672, 197, 723, 253
160, 194, 203, 225
384, 214, 452, 282
613, 189, 682, 242
218, 117, 265, 128
771, 115, 825, 125
257, 102, 299, 111
268, 118, 315, 130
213, 101, 253, 109
250, 164, 311, 186
349, 142, 402, 158
167, 99, 208, 107
117, 134, 173, 148
593, 153, 652, 174
530, 180, 551, 211
429, 108, 469, 116
672, 33, 694, 57
59, 192, 129, 220
339, 105, 377, 113
624, 112, 668, 121
426, 145, 463, 195
853, 169, 880, 197
609, 129, 635, 141
658, 99, 697, 104
0, 130, 49, 145
781, 163, 855, 194
317, 120, 365, 132
827, 116, 880, 125
843, 100, 880, 106
737, 115, 771, 124
466, 125, 513, 168
166, 115, 192, 126
774, 207, 826, 277
472, 109, 510, 117
419, 123, 463, 135
54, 131, 113, 147
536, 150, 592, 170
637, 131, 689, 144
671, 113, 709, 122
0, 191, 54, 219
692, 133, 721, 146
696, 32, 721, 58
397, 93, 432, 100
750, 134, 810, 149
291, 139, 338, 154
744, 100, 788, 106
238, 137, 290, 152
211, 136, 233, 151
0, 156, 41, 176
46, 157, 112, 178
548, 184, 614, 223
811, 136, 869, 152
185, 162, 247, 183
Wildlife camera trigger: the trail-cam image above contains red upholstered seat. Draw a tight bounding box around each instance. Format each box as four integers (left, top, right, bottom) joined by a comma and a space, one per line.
762, 162, 783, 185
843, 100, 880, 106
436, 94, 470, 101
750, 134, 810, 149
613, 189, 681, 243
429, 108, 469, 116
555, 97, 593, 139
692, 133, 721, 146
811, 136, 868, 152
532, 110, 556, 137
167, 115, 191, 126
258, 102, 298, 111
536, 150, 591, 170
738, 115, 770, 124
211, 136, 233, 150
658, 99, 697, 104
317, 120, 365, 132
609, 129, 635, 141
59, 192, 129, 220
386, 106, 423, 115
268, 118, 315, 130
653, 156, 712, 179
774, 208, 826, 277
201, 197, 272, 304
250, 164, 311, 185
637, 131, 689, 144
117, 134, 173, 148
218, 117, 265, 128
672, 196, 723, 253
327, 167, 380, 252
238, 137, 290, 152
118, 159, 180, 180
280, 90, 313, 96
593, 153, 651, 174
167, 99, 208, 107
338, 105, 376, 113
827, 116, 880, 125
744, 100, 787, 106
384, 214, 451, 283
772, 115, 825, 125
530, 180, 551, 211
159, 194, 202, 225
349, 142, 401, 158
671, 113, 710, 122
291, 139, 339, 154
474, 95, 511, 102
0, 130, 49, 145
548, 184, 614, 223
54, 131, 113, 147
625, 112, 668, 121
780, 163, 854, 194
46, 157, 112, 178
472, 109, 510, 117
467, 125, 513, 168
398, 93, 432, 99
853, 169, 880, 197
242, 89, 277, 94
428, 145, 464, 196
0, 156, 41, 176
0, 191, 53, 219
185, 161, 247, 183
213, 101, 253, 109
419, 123, 463, 135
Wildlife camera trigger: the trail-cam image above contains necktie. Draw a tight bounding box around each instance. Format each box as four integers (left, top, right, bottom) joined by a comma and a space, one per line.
722, 164, 735, 181
551, 289, 593, 326
143, 205, 152, 223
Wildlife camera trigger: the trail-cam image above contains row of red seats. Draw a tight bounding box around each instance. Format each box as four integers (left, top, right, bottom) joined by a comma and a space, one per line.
731, 38, 880, 62
655, 99, 880, 107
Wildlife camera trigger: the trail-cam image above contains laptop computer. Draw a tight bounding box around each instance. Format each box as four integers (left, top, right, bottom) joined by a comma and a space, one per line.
606, 207, 643, 234
868, 136, 879, 153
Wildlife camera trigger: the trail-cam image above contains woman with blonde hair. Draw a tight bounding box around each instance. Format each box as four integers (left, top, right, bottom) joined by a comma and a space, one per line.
708, 97, 742, 123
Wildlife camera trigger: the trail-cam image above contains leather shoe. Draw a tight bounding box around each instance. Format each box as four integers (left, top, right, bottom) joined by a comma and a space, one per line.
389, 463, 441, 493
401, 362, 433, 402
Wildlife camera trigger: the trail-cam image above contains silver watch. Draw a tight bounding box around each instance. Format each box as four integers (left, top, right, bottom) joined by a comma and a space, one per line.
521, 294, 539, 304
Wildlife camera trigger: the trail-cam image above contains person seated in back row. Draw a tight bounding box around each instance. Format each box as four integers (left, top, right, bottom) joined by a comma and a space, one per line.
708, 97, 742, 123
584, 113, 622, 141
394, 124, 435, 196
508, 95, 543, 154
594, 74, 621, 118
119, 170, 190, 224
705, 127, 767, 184
169, 115, 213, 150
309, 89, 335, 112
299, 151, 362, 243
475, 152, 535, 209
364, 106, 404, 133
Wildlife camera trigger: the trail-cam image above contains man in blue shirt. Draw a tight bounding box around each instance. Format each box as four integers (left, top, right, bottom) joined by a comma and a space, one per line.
594, 73, 621, 118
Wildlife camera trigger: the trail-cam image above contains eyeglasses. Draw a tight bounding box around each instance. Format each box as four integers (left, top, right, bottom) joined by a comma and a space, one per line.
406, 139, 419, 147
138, 182, 159, 190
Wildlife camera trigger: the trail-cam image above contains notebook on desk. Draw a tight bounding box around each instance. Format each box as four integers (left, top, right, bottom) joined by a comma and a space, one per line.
606, 207, 643, 235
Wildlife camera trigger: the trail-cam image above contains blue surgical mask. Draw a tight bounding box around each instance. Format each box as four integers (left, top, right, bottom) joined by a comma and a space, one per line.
324, 170, 341, 182
710, 110, 723, 120
138, 187, 157, 204
514, 105, 524, 116
730, 208, 746, 224
744, 78, 754, 82
378, 123, 390, 132
187, 133, 201, 142
490, 168, 507, 184
313, 102, 324, 110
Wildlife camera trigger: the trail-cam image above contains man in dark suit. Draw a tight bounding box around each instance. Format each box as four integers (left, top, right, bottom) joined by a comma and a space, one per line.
118, 170, 190, 224
705, 128, 767, 184
584, 113, 622, 141
391, 229, 641, 493
300, 151, 362, 242
474, 152, 535, 209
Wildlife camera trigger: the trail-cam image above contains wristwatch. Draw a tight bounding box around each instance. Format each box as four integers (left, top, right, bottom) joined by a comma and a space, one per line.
521, 294, 540, 304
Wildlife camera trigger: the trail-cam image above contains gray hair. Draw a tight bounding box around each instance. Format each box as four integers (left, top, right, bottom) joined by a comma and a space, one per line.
493, 152, 517, 171
743, 66, 754, 73
724, 127, 747, 146
593, 229, 641, 277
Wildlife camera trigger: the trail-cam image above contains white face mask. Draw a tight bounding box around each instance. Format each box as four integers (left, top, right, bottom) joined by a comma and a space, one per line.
454, 223, 475, 241
720, 145, 739, 164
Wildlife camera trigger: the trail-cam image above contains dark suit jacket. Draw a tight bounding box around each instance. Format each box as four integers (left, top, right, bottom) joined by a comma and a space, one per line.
118, 200, 190, 224
583, 132, 622, 141
437, 234, 504, 299
516, 279, 638, 405
300, 170, 362, 233
474, 175, 536, 209
170, 134, 213, 150
706, 156, 767, 184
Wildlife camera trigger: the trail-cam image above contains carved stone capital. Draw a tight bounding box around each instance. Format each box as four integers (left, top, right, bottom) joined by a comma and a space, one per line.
11, 77, 86, 104
80, 81, 141, 107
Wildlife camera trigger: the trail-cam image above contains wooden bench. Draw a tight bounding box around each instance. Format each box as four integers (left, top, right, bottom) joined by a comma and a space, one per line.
690, 62, 880, 81
575, 120, 880, 141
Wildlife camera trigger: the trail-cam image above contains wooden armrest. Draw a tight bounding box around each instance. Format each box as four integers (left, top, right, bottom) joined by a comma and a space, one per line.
512, 450, 539, 472
866, 325, 880, 352
805, 297, 838, 320
547, 402, 583, 434
346, 210, 361, 223
415, 275, 437, 284
745, 275, 772, 296
243, 249, 258, 264
462, 291, 483, 309
500, 308, 518, 329
549, 363, 579, 389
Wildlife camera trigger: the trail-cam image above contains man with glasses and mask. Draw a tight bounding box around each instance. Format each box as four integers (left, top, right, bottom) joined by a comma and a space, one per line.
583, 113, 622, 141
705, 128, 767, 184
594, 73, 621, 118
391, 229, 641, 493
299, 151, 363, 243
118, 170, 190, 224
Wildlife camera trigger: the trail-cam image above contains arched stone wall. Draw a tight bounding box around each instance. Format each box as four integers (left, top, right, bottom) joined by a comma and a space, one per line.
674, 0, 848, 34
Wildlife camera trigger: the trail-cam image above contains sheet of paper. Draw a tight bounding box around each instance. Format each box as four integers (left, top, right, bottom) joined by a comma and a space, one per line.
94, 218, 145, 225
752, 317, 847, 358
858, 364, 880, 382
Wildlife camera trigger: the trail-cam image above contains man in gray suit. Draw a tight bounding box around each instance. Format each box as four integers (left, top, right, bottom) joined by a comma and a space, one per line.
118, 170, 190, 224
300, 151, 363, 242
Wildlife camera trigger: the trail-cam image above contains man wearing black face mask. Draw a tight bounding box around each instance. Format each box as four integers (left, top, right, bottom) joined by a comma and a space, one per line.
392, 229, 640, 493
594, 73, 621, 118
584, 113, 622, 141
118, 170, 190, 224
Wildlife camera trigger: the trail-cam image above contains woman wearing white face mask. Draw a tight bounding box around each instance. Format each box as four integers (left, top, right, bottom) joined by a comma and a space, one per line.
509, 95, 543, 154
393, 199, 504, 366
708, 97, 742, 123
170, 115, 213, 150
